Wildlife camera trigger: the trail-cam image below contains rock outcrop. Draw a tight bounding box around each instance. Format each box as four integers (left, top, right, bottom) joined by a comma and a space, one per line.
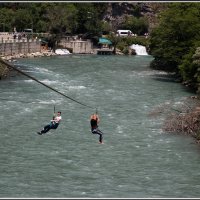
103, 2, 169, 32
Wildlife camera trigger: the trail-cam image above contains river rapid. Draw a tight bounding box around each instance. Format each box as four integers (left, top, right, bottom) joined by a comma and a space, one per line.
0, 54, 200, 198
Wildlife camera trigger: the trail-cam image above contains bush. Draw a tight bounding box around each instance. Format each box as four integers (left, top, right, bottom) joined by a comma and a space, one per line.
117, 41, 127, 51
122, 47, 129, 55
121, 16, 149, 35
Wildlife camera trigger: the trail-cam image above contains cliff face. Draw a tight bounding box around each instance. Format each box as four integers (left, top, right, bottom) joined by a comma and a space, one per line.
103, 3, 169, 32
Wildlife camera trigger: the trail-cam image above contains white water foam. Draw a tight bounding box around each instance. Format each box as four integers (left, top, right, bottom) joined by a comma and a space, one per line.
68, 86, 86, 90
40, 79, 60, 85
23, 79, 61, 86
18, 107, 32, 114
15, 63, 51, 73
130, 44, 148, 55
35, 67, 50, 72
37, 99, 63, 105
116, 125, 123, 133
129, 70, 169, 78
24, 80, 34, 83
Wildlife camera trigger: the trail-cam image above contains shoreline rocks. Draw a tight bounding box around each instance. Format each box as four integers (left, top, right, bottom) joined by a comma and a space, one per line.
0, 50, 57, 62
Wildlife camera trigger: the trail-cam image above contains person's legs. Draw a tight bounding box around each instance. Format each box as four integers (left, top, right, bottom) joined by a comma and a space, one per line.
51, 123, 59, 129
92, 128, 103, 143
98, 132, 103, 143
38, 122, 59, 135
41, 123, 51, 134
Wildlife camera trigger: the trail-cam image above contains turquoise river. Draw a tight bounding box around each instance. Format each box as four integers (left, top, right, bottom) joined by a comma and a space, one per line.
0, 54, 200, 198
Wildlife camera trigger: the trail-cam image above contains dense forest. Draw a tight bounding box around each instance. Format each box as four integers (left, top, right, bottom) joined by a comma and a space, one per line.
0, 2, 200, 94
149, 3, 200, 94
0, 3, 149, 36
0, 3, 106, 35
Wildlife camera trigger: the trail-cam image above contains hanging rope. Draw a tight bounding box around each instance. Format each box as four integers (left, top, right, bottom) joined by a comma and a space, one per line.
0, 58, 95, 110
53, 105, 56, 119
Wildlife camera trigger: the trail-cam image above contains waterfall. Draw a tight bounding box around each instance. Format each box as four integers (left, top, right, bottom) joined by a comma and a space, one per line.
130, 44, 148, 55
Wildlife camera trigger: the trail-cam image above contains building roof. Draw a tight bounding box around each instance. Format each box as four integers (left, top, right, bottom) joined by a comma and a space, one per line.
98, 38, 112, 45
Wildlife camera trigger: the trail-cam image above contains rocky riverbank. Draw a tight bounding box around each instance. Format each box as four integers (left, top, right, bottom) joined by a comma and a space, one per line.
150, 95, 200, 144
1, 50, 56, 62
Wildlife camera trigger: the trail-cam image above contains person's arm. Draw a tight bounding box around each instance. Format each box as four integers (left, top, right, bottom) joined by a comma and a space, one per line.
51, 116, 59, 123
52, 113, 56, 120
97, 115, 100, 124
55, 116, 61, 123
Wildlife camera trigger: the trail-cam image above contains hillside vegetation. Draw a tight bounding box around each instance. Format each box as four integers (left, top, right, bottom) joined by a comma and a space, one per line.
0, 3, 154, 36
1, 2, 200, 94
149, 3, 200, 94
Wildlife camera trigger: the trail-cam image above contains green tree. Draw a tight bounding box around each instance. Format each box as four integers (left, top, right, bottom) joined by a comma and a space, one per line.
13, 9, 33, 32
107, 32, 121, 54
45, 3, 77, 35
101, 21, 112, 35
179, 45, 200, 92
149, 3, 200, 72
193, 48, 200, 94
0, 8, 14, 32
75, 3, 106, 36
121, 16, 149, 35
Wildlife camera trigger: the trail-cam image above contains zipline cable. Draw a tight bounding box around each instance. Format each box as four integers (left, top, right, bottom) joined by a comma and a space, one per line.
53, 105, 56, 119
0, 59, 95, 110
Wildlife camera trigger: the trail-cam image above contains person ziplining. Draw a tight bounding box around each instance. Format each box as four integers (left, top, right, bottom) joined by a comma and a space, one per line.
37, 111, 62, 135
0, 59, 106, 141
90, 111, 104, 144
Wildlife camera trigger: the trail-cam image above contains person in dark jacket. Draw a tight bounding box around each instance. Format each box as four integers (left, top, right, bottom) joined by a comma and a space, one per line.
90, 113, 104, 144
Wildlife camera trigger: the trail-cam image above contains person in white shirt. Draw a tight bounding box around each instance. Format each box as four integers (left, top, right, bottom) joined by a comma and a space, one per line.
37, 111, 62, 135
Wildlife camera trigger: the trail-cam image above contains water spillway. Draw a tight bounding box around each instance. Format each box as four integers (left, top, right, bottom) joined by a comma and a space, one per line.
130, 44, 148, 55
